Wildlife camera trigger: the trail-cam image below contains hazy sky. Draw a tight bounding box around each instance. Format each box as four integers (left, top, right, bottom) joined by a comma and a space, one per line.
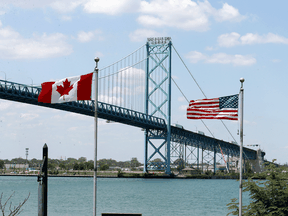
0, 0, 288, 164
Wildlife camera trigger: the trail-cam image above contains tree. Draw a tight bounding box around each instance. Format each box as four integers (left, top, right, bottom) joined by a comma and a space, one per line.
245, 161, 253, 176
151, 158, 163, 163
0, 192, 30, 216
47, 163, 55, 170
100, 164, 109, 171
85, 161, 94, 170
78, 157, 87, 163
78, 162, 85, 170
73, 163, 79, 170
0, 160, 4, 169
227, 159, 288, 215
130, 157, 141, 168
59, 162, 66, 170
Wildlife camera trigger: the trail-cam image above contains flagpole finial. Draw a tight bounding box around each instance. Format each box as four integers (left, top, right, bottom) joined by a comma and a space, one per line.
240, 77, 245, 83
94, 57, 99, 63
94, 57, 100, 72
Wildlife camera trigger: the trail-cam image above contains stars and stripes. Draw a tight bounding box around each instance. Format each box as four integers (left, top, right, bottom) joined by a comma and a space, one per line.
187, 94, 239, 120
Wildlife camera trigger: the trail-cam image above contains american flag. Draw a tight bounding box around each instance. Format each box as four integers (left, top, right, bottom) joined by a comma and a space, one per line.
187, 94, 239, 120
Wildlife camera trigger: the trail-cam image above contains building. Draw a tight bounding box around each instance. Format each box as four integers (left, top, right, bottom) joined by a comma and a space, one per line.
5, 164, 29, 170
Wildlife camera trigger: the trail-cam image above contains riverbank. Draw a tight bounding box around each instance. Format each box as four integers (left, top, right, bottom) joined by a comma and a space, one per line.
0, 172, 251, 179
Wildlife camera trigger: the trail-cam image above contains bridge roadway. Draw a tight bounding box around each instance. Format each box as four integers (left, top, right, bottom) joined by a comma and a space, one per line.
0, 80, 261, 160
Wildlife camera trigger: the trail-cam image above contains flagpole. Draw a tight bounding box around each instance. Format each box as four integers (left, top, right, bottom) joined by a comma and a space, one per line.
239, 77, 244, 216
93, 57, 99, 216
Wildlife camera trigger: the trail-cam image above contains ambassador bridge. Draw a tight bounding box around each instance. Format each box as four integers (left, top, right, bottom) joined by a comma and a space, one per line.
0, 37, 265, 174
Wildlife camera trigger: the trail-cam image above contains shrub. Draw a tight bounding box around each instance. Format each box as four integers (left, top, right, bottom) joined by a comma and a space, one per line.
227, 160, 288, 216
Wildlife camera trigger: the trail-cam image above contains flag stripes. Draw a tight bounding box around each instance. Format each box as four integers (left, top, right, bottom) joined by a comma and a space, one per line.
187, 94, 238, 120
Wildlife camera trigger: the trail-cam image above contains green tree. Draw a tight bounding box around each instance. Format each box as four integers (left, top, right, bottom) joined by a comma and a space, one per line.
245, 161, 253, 176
73, 163, 79, 170
59, 162, 66, 170
130, 157, 141, 168
151, 158, 163, 163
100, 164, 109, 171
78, 157, 87, 163
0, 160, 4, 169
47, 163, 55, 170
85, 161, 94, 170
227, 159, 288, 215
78, 162, 86, 170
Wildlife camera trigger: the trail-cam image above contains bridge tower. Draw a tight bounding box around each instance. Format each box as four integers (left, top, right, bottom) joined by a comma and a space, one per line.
144, 37, 172, 174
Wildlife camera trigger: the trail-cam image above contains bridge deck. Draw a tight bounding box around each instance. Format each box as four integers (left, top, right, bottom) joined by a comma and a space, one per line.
0, 80, 261, 160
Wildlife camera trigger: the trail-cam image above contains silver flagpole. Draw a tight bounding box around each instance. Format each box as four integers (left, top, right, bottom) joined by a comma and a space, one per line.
93, 57, 99, 216
239, 78, 244, 216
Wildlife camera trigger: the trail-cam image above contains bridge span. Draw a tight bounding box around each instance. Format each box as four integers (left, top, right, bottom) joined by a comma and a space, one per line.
0, 79, 263, 163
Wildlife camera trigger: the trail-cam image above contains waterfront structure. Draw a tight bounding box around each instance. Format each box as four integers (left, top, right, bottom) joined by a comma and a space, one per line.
0, 38, 265, 174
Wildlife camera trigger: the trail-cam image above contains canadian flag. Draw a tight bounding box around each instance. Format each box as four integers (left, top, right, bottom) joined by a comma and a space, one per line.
38, 73, 93, 104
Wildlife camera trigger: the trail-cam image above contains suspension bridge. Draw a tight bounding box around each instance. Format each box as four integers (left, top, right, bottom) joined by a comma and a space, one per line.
0, 37, 265, 174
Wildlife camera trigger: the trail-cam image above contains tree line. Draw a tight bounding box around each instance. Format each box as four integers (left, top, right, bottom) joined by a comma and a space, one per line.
0, 157, 143, 171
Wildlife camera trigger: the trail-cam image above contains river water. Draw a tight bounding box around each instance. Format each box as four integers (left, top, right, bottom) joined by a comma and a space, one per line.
0, 176, 251, 216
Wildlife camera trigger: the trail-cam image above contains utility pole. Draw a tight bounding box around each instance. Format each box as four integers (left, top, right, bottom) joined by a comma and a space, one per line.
38, 144, 48, 216
25, 148, 29, 171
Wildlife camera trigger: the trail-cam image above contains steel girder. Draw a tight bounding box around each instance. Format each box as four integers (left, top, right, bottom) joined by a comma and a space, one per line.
171, 126, 257, 160
0, 80, 262, 163
0, 80, 166, 130
144, 38, 172, 174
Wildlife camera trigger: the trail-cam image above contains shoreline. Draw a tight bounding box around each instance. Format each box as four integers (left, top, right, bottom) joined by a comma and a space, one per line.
0, 173, 246, 179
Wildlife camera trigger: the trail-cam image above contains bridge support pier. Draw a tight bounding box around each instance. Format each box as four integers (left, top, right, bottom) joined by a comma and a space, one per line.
214, 148, 216, 174
143, 37, 172, 174
227, 153, 230, 172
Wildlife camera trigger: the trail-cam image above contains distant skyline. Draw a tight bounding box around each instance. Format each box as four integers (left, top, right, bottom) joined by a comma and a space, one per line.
0, 1, 288, 164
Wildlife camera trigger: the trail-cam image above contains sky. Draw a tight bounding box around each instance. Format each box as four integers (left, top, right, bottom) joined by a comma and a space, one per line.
0, 0, 288, 164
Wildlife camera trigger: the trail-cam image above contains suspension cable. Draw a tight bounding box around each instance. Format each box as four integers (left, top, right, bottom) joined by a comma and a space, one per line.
100, 45, 145, 71
172, 45, 207, 98
172, 44, 238, 143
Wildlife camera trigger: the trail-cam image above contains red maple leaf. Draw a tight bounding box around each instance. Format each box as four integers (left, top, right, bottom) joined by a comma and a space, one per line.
56, 79, 74, 96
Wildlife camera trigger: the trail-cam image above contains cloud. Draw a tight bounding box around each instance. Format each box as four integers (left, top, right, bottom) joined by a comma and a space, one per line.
213, 3, 245, 22
129, 29, 163, 42
217, 32, 241, 47
0, 0, 52, 9
0, 101, 11, 110
186, 51, 207, 63
179, 105, 188, 111
98, 67, 145, 107
83, 0, 141, 15
2, 0, 245, 32
61, 15, 72, 21
77, 30, 103, 43
138, 0, 245, 31
241, 33, 288, 45
218, 32, 288, 47
178, 96, 187, 102
68, 127, 78, 131
0, 22, 73, 59
271, 59, 281, 63
20, 113, 39, 120
186, 51, 256, 66
50, 0, 85, 13
205, 46, 214, 51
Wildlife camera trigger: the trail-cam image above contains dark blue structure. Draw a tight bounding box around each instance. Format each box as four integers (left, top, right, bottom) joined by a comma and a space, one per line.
0, 79, 262, 166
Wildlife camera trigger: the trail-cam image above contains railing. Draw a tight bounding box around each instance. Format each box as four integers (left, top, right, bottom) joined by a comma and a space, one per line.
0, 80, 259, 159
0, 80, 166, 130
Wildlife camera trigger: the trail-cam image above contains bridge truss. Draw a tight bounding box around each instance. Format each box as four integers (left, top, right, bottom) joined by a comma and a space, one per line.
0, 38, 265, 174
